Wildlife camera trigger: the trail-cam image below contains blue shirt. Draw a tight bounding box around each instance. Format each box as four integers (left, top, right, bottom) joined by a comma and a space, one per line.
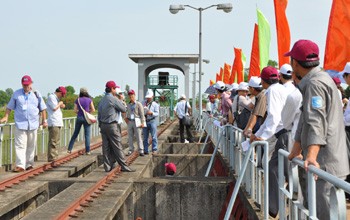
142, 100, 159, 121
7, 89, 47, 130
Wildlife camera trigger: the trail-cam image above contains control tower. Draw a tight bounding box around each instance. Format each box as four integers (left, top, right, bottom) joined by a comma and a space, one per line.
147, 71, 178, 118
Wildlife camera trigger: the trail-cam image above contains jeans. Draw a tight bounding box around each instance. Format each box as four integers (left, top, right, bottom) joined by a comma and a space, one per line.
143, 120, 158, 153
68, 115, 91, 152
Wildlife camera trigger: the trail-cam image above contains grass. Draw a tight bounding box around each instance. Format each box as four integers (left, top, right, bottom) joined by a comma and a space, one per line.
0, 109, 78, 123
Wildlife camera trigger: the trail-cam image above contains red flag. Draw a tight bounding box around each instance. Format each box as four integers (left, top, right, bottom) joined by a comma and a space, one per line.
231, 48, 245, 83
324, 0, 350, 71
216, 73, 220, 82
219, 67, 224, 81
223, 63, 231, 84
249, 24, 261, 79
273, 0, 290, 67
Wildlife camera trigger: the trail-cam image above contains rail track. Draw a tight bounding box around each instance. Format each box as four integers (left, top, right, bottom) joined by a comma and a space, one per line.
53, 119, 174, 219
0, 119, 175, 219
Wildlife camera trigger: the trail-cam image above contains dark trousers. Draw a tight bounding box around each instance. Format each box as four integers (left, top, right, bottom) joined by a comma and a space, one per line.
268, 130, 290, 217
100, 123, 129, 172
179, 118, 193, 143
345, 127, 350, 199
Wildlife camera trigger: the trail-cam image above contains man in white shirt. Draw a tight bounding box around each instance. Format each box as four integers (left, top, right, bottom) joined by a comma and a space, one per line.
174, 94, 193, 143
47, 87, 66, 162
279, 63, 296, 94
250, 66, 288, 163
269, 69, 302, 217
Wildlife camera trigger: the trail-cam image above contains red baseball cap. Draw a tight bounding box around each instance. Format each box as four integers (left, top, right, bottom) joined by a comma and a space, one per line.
260, 66, 279, 80
284, 39, 319, 62
128, 89, 135, 95
208, 94, 216, 99
165, 162, 176, 174
106, 81, 117, 89
21, 75, 33, 85
332, 77, 341, 85
58, 86, 67, 97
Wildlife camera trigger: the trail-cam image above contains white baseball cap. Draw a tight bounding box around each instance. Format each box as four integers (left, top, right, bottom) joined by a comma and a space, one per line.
248, 76, 262, 88
340, 62, 350, 76
115, 87, 124, 94
231, 83, 239, 90
145, 90, 154, 98
279, 63, 293, 76
213, 81, 226, 91
180, 94, 186, 99
237, 82, 249, 91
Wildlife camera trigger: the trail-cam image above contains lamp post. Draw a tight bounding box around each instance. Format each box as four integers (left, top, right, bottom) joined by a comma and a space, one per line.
169, 3, 232, 129
191, 59, 210, 113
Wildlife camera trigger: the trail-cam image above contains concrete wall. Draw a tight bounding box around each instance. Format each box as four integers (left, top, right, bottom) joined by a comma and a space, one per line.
133, 179, 231, 220
151, 155, 211, 177
159, 143, 202, 155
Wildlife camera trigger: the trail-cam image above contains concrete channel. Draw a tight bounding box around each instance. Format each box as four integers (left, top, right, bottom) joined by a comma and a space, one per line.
0, 121, 259, 220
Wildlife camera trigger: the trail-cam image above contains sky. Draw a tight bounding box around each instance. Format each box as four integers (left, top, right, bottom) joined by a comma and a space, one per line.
0, 0, 333, 98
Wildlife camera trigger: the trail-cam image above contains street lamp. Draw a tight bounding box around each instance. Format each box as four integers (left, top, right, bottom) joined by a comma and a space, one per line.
191, 59, 210, 111
169, 3, 232, 130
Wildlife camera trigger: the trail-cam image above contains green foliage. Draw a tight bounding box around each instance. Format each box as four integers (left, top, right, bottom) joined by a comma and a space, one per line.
62, 95, 78, 110
93, 95, 103, 108
65, 85, 75, 96
268, 59, 278, 68
0, 88, 13, 107
5, 88, 13, 97
0, 109, 80, 123
0, 90, 9, 107
345, 86, 350, 99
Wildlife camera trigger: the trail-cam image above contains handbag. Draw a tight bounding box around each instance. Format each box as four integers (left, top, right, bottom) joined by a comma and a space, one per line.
233, 96, 251, 129
78, 98, 96, 124
181, 101, 193, 126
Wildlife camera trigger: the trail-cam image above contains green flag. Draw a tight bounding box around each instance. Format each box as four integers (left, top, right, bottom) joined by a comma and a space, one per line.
257, 9, 271, 71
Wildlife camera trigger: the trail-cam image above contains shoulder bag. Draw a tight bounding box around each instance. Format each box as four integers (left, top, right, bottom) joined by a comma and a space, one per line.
78, 98, 96, 124
233, 96, 251, 129
181, 101, 193, 126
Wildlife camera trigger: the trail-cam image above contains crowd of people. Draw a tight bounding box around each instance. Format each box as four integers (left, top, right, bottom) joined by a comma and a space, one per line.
2, 38, 349, 219
0, 78, 164, 174
205, 39, 350, 219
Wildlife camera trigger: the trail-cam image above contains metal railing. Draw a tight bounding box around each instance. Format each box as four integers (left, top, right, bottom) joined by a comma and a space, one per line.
278, 149, 350, 219
0, 107, 170, 168
198, 111, 350, 219
200, 112, 269, 218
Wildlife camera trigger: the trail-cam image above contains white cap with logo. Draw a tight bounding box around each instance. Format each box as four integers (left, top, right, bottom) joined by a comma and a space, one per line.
279, 63, 293, 76
145, 90, 154, 98
248, 76, 262, 88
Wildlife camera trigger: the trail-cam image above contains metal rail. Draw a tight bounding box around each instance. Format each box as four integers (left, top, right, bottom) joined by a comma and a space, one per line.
0, 130, 127, 191
278, 149, 350, 219
224, 141, 269, 220
53, 119, 175, 219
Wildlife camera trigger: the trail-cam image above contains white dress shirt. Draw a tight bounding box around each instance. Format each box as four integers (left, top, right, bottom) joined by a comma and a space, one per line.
255, 83, 288, 140
283, 81, 296, 95
47, 93, 63, 127
281, 88, 302, 142
174, 100, 191, 119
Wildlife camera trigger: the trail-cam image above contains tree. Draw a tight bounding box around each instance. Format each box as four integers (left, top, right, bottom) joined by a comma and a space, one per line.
5, 88, 13, 98
0, 90, 8, 107
268, 60, 278, 68
65, 86, 75, 95
93, 95, 103, 108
